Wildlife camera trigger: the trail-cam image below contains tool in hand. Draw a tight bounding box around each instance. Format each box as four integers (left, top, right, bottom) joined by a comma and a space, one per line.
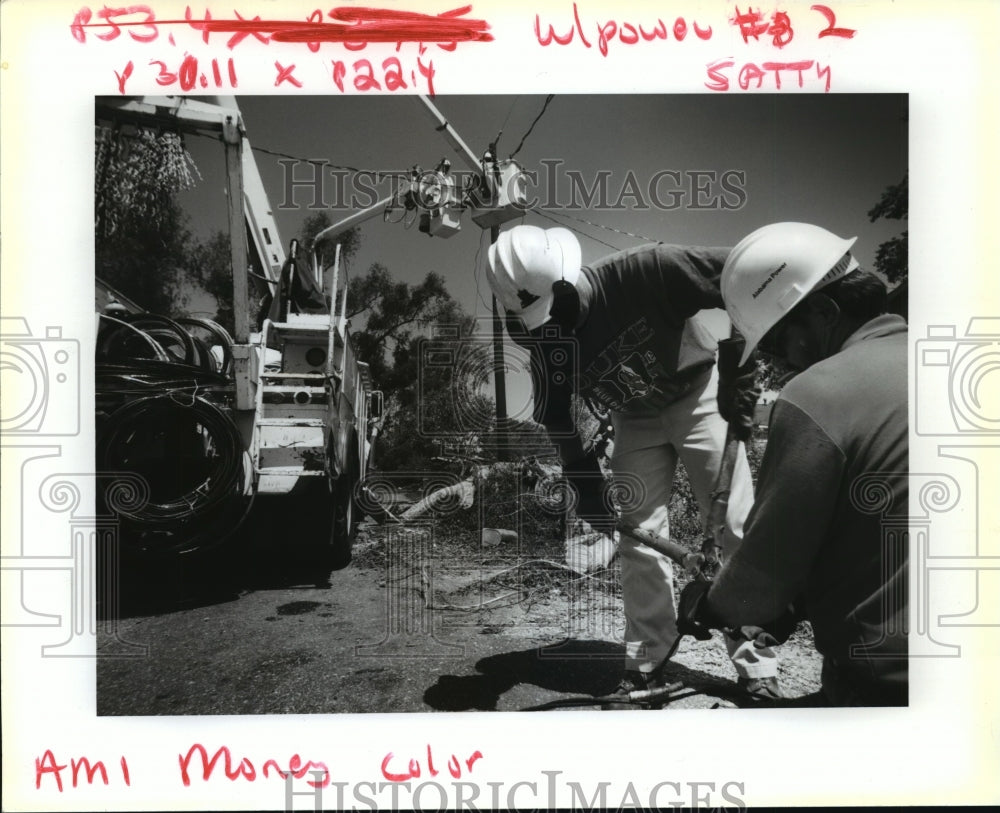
616, 522, 705, 576
700, 423, 740, 579
702, 333, 758, 577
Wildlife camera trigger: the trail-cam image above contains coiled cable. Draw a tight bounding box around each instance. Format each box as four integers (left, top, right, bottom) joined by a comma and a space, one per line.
98, 312, 198, 365
97, 394, 248, 555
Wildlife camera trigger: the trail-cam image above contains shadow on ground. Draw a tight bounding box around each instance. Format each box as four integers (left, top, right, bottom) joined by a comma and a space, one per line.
423, 639, 762, 711
99, 531, 339, 619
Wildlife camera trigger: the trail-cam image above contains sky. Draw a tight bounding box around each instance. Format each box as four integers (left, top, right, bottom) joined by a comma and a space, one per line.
171, 93, 907, 415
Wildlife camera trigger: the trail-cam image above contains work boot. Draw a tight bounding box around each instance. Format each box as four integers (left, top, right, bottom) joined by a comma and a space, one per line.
601, 666, 670, 710
737, 676, 785, 703
617, 669, 665, 693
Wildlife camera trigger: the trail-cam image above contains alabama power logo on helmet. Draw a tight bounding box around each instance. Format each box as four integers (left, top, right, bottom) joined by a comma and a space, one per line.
751, 262, 787, 299
722, 222, 859, 365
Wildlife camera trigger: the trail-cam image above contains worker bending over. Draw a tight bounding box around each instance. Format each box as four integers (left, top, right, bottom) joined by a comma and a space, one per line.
680, 222, 908, 706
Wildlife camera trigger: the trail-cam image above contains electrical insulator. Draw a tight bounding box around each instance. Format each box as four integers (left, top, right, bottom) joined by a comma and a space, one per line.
470, 159, 531, 229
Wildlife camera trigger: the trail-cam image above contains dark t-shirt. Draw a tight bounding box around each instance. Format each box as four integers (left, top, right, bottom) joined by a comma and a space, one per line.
522, 243, 731, 433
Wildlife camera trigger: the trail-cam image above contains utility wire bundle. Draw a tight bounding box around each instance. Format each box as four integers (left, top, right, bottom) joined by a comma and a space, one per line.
96, 312, 251, 557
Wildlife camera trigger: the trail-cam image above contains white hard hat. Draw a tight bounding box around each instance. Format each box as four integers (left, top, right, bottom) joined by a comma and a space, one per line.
722, 222, 859, 365
486, 225, 582, 330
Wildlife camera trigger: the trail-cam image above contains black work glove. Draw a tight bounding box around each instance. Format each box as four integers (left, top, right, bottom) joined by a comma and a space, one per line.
562, 448, 614, 531
676, 579, 717, 641
729, 608, 799, 648
744, 597, 804, 647
730, 626, 785, 649
716, 337, 761, 442
678, 580, 799, 646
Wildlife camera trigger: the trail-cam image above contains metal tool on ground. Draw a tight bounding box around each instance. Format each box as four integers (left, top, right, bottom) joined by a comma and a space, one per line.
522, 679, 688, 711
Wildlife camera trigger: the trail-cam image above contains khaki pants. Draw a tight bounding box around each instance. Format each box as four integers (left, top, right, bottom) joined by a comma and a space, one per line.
612, 366, 779, 679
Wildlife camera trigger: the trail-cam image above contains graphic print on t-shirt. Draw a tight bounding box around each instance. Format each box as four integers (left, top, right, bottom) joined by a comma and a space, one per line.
581, 318, 670, 411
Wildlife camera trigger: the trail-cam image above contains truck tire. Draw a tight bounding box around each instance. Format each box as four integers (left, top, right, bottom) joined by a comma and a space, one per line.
328, 468, 357, 570
327, 433, 361, 570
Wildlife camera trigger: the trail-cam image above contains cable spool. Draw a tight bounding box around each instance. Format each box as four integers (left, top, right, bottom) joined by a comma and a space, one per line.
98, 313, 198, 365
97, 394, 248, 556
174, 317, 235, 377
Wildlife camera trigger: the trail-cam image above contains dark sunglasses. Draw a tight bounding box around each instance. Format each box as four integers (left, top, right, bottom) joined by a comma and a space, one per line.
757, 317, 793, 357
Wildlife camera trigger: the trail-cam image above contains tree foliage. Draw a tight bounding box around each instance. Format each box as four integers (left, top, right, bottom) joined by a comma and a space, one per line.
868, 174, 908, 284
336, 263, 492, 470
95, 125, 200, 241
346, 266, 458, 383
94, 123, 208, 316
186, 230, 237, 333
94, 122, 213, 318
95, 196, 192, 317
298, 210, 361, 270
754, 354, 798, 393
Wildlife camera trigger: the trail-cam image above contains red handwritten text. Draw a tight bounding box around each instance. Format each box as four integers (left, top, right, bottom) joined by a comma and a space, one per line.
535, 2, 712, 57
145, 55, 237, 92
115, 60, 134, 94
331, 55, 436, 94
71, 5, 492, 50
72, 6, 157, 43
381, 745, 484, 782
730, 6, 794, 48
705, 58, 832, 92
811, 4, 856, 38
178, 744, 330, 789
35, 751, 131, 792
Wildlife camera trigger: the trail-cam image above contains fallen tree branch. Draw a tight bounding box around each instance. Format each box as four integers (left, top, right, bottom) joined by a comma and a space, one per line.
399, 480, 475, 521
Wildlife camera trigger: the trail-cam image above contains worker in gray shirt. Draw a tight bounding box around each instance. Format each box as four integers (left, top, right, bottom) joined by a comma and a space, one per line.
679, 222, 907, 706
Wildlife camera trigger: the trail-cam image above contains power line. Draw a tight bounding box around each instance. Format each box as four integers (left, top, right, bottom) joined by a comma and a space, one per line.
532, 206, 662, 247
189, 130, 401, 181
249, 144, 401, 182
530, 208, 622, 252
491, 96, 520, 156
508, 95, 555, 160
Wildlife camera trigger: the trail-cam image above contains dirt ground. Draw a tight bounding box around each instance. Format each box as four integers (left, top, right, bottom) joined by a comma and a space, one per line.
97, 486, 823, 715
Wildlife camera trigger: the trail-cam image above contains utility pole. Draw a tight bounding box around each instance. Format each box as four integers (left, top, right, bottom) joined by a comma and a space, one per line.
490, 224, 510, 462
414, 98, 513, 462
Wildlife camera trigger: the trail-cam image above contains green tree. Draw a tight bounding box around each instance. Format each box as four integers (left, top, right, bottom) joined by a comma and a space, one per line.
186, 230, 236, 332
298, 210, 361, 271
95, 196, 192, 316
348, 278, 491, 471
345, 266, 459, 383
868, 174, 908, 284
95, 122, 202, 315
